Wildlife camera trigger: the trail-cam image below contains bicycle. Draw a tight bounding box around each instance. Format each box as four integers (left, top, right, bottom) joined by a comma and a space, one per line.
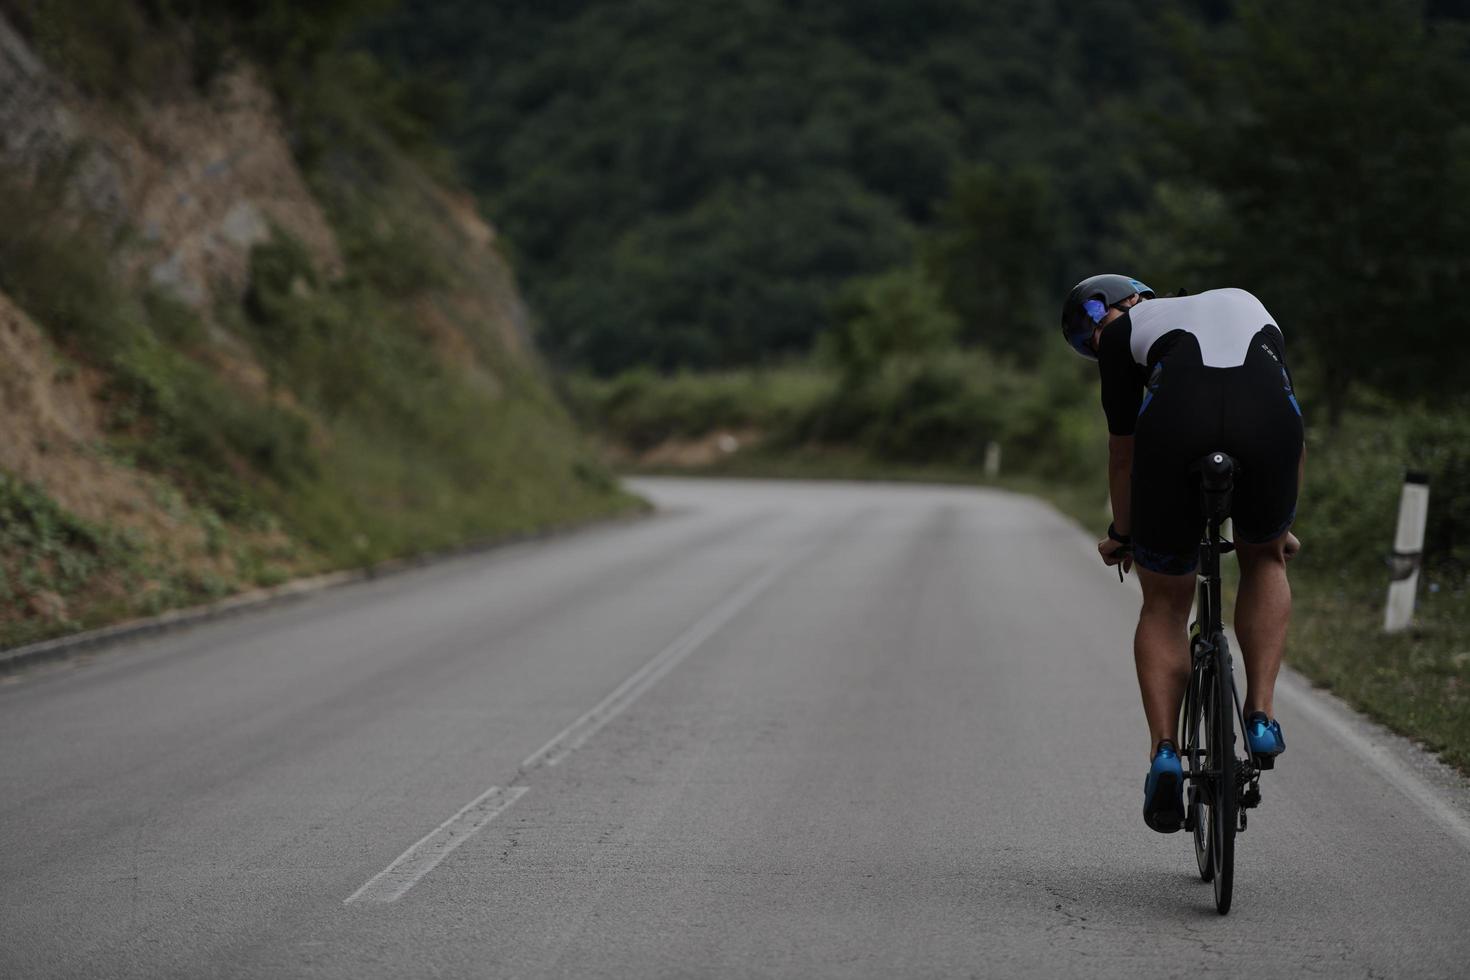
1118, 451, 1269, 915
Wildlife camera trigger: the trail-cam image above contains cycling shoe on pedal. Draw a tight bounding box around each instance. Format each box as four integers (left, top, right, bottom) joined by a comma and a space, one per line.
1143, 741, 1185, 834
1246, 711, 1286, 757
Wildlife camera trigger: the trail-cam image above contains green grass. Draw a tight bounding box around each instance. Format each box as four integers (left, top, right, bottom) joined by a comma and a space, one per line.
0, 475, 131, 645
1292, 578, 1470, 771
1284, 406, 1470, 771
0, 475, 292, 650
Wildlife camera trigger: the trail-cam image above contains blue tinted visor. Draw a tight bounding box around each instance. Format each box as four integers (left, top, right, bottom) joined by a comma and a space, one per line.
1065, 299, 1108, 356
1065, 322, 1097, 357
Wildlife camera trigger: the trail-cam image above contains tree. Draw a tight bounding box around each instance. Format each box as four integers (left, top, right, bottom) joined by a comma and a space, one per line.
922, 164, 1060, 364
820, 266, 959, 382
1151, 0, 1470, 423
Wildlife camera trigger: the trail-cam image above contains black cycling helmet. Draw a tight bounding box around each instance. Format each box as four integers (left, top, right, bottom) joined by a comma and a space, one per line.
1061, 274, 1155, 360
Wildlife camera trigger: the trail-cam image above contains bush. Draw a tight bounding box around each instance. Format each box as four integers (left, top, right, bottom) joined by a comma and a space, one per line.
0, 178, 123, 355
1294, 400, 1470, 591
0, 175, 315, 518
821, 267, 958, 383
571, 346, 1110, 485
565, 367, 833, 452
0, 474, 132, 635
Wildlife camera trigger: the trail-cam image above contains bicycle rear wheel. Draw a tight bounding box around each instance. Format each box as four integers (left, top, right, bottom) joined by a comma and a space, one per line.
1183, 665, 1213, 882
1208, 633, 1237, 914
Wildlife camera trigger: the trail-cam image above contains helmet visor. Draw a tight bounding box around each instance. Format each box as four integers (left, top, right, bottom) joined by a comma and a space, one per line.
1064, 298, 1109, 356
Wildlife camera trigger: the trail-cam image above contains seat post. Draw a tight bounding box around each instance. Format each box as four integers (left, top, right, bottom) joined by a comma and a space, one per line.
1197, 452, 1236, 595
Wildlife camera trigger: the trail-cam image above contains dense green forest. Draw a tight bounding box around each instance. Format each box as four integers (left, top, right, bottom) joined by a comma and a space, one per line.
370, 0, 1186, 372
371, 0, 1470, 421
360, 0, 1470, 569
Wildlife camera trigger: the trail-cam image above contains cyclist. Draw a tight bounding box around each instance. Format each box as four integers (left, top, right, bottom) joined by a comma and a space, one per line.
1061, 275, 1304, 833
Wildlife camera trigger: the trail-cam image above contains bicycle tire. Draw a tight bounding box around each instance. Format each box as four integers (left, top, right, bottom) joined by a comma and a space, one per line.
1209, 633, 1237, 914
1184, 663, 1213, 882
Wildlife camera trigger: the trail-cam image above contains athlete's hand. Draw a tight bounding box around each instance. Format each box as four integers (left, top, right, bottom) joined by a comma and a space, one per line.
1098, 537, 1133, 574
1283, 530, 1301, 562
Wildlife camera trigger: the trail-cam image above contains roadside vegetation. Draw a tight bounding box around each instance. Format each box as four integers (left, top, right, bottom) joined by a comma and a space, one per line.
0, 2, 636, 649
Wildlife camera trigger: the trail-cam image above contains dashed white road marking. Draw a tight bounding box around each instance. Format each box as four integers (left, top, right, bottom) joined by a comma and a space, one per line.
344, 785, 528, 905
345, 547, 807, 906
520, 552, 801, 772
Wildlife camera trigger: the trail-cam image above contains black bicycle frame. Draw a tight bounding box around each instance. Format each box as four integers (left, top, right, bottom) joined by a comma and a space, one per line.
1184, 453, 1260, 797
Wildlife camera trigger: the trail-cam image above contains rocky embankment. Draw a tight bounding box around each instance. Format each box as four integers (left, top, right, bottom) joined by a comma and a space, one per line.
0, 11, 632, 649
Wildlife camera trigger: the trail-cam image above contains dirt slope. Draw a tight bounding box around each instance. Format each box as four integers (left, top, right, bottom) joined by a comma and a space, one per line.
0, 10, 629, 648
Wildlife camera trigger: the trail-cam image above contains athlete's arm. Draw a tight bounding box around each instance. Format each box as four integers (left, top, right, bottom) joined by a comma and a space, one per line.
1107, 434, 1133, 536
1285, 444, 1305, 561
1099, 434, 1134, 569
1095, 314, 1141, 569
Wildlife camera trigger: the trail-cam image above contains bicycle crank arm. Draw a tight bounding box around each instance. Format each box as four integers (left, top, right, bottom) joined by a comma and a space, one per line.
1183, 768, 1228, 782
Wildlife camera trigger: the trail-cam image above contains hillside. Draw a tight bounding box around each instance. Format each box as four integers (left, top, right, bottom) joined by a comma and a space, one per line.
369, 0, 1217, 374
0, 8, 637, 649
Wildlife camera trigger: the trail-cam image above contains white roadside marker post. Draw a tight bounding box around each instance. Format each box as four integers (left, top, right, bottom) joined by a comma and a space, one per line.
984, 441, 1001, 479
1384, 471, 1430, 633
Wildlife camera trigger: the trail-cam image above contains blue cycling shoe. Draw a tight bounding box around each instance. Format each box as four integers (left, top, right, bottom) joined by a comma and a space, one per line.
1246, 711, 1285, 765
1143, 740, 1185, 834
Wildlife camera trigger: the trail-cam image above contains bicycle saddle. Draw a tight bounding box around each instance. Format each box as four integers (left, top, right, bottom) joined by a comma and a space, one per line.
1196, 452, 1236, 491
1193, 452, 1237, 521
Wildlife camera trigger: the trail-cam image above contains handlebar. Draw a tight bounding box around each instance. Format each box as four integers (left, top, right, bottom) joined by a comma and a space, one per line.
1112, 546, 1131, 582
1108, 539, 1235, 582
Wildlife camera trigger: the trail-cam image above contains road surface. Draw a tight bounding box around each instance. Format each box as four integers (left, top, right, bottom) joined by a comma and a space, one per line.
3, 477, 1468, 978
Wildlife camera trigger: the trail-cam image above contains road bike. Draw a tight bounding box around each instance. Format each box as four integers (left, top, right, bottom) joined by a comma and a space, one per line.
1179, 452, 1270, 914
1119, 451, 1269, 915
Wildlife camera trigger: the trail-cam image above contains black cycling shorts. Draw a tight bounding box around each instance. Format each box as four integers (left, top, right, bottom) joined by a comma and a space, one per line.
1130, 331, 1303, 575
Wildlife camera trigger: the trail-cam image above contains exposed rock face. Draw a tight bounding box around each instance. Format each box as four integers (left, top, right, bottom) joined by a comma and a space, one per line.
0, 13, 128, 223
0, 12, 340, 311
0, 10, 611, 651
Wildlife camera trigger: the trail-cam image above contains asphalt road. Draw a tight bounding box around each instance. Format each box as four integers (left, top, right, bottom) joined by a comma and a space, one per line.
3, 477, 1469, 979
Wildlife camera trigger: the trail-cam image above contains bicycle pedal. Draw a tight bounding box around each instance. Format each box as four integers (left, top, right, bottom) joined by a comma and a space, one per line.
1252, 754, 1276, 771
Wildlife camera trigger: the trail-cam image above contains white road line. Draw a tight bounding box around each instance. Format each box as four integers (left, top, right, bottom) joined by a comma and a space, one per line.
345, 546, 808, 906
1070, 521, 1470, 850
344, 785, 528, 905
521, 552, 800, 773
1275, 667, 1470, 850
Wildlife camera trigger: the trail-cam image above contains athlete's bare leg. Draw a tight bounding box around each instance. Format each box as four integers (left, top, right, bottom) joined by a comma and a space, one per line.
1135, 567, 1196, 755
1234, 531, 1292, 718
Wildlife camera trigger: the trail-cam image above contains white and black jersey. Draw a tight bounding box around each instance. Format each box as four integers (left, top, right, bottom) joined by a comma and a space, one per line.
1098, 288, 1288, 437
1094, 287, 1304, 574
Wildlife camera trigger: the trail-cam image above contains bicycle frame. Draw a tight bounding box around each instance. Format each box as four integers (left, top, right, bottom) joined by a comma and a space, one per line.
1112, 451, 1272, 913
1180, 455, 1261, 799
1175, 452, 1266, 914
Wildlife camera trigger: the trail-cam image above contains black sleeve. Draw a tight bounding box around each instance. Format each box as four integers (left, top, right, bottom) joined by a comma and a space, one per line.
1263, 322, 1295, 387
1263, 322, 1286, 359
1097, 313, 1143, 436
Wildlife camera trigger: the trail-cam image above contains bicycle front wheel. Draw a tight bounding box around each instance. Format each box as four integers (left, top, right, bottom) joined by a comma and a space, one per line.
1208, 633, 1238, 914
